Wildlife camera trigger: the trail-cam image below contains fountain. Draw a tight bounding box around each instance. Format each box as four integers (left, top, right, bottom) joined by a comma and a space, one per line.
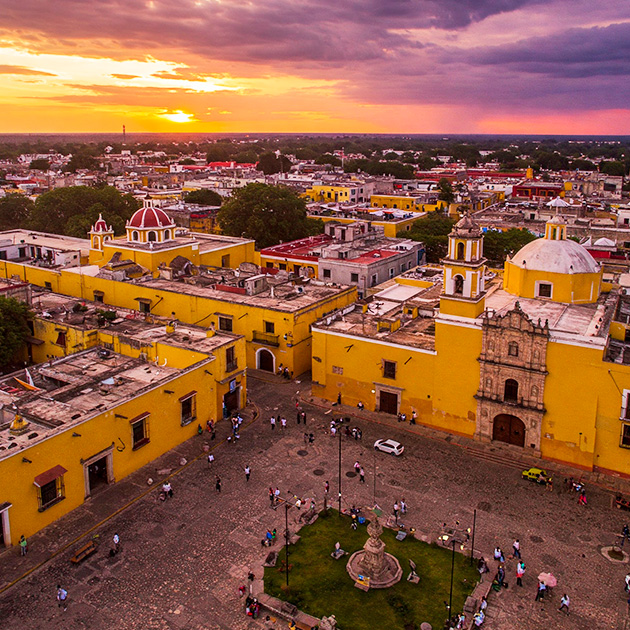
346, 517, 402, 589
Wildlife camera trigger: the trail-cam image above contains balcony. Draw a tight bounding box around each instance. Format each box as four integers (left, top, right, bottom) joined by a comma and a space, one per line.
252, 331, 280, 347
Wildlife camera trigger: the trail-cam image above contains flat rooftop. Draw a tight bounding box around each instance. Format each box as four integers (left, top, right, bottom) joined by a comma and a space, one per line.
0, 348, 191, 459
31, 290, 238, 354
0, 230, 90, 255
104, 232, 253, 254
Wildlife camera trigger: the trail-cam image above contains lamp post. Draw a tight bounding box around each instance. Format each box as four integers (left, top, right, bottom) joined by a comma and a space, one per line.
373, 447, 377, 506
448, 537, 455, 625
469, 509, 477, 566
284, 501, 291, 587
338, 419, 342, 516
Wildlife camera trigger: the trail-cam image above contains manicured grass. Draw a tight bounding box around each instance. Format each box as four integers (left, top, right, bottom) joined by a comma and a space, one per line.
264, 511, 478, 630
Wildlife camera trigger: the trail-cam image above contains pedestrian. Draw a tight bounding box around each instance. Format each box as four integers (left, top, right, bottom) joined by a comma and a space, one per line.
207, 453, 214, 467
215, 476, 222, 493
301, 412, 307, 425
493, 547, 504, 563
304, 432, 309, 444
296, 409, 301, 424
410, 410, 417, 425
56, 585, 68, 611
280, 416, 287, 430
477, 557, 488, 581
393, 502, 399, 520
512, 539, 521, 559
113, 533, 120, 554
357, 401, 364, 411
535, 581, 546, 602
497, 564, 505, 587
625, 573, 630, 593
579, 489, 587, 505
558, 593, 570, 615
239, 584, 247, 597
359, 468, 365, 483
325, 481, 330, 494
274, 487, 280, 504
516, 561, 525, 587
162, 481, 173, 499
354, 461, 360, 475
309, 433, 314, 444
270, 416, 276, 430
546, 476, 554, 492
400, 498, 407, 514
269, 487, 274, 507
337, 392, 341, 406
245, 465, 251, 481
19, 535, 27, 556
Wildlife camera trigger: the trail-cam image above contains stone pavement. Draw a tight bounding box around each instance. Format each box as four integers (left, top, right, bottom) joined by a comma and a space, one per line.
0, 370, 628, 630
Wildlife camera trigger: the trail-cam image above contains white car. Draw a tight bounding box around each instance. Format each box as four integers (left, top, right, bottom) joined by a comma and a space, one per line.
374, 439, 404, 456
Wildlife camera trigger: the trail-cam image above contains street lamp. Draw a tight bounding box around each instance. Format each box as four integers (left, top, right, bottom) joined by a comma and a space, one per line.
469, 509, 477, 566
338, 419, 342, 516
284, 501, 292, 587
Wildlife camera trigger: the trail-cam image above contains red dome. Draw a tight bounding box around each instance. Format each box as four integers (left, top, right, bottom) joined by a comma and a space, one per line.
92, 214, 109, 232
128, 206, 174, 229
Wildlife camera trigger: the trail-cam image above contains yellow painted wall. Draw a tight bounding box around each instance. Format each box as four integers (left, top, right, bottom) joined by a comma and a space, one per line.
1, 360, 215, 543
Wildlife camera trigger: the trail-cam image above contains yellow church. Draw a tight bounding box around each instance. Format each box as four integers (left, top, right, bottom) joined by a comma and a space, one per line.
312, 211, 630, 477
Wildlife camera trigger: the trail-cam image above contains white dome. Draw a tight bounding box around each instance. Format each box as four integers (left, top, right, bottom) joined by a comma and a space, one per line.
511, 238, 599, 274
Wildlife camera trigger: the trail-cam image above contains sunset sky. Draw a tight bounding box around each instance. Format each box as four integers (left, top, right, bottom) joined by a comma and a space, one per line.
1, 0, 629, 134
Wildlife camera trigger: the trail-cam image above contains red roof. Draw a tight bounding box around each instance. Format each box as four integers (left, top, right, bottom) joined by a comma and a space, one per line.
350, 249, 398, 264
128, 206, 174, 229
92, 214, 109, 232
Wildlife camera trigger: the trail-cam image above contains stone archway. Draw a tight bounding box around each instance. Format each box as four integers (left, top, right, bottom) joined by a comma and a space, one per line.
492, 414, 525, 447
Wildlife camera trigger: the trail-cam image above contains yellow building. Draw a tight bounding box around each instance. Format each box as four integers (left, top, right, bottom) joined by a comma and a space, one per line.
312, 212, 630, 479
307, 212, 420, 238
0, 321, 245, 546
370, 194, 447, 214
88, 199, 256, 272
303, 182, 371, 204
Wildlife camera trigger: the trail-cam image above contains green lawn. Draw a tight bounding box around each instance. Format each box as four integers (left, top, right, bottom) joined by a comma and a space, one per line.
264, 511, 478, 630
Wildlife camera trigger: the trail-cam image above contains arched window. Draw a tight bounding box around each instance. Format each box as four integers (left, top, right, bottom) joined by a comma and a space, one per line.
93, 236, 101, 249
456, 242, 465, 261
148, 231, 157, 242
504, 379, 519, 403
164, 229, 171, 240
508, 342, 519, 357
453, 275, 464, 295
103, 235, 111, 242
132, 230, 139, 241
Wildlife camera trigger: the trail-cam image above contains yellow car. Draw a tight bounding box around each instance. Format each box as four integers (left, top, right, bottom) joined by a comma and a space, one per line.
522, 467, 548, 483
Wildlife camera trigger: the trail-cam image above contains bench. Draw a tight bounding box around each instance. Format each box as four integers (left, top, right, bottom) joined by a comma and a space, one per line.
71, 540, 97, 564
257, 594, 319, 630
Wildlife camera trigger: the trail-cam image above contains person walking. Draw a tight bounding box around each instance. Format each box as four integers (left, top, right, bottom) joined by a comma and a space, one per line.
535, 581, 547, 602
579, 489, 587, 506
393, 502, 399, 521
301, 412, 307, 425
558, 594, 570, 615
280, 417, 287, 430
512, 539, 521, 559
270, 416, 276, 430
400, 498, 407, 514
354, 461, 360, 475
207, 453, 214, 468
56, 585, 68, 611
274, 487, 280, 504
162, 481, 173, 499
359, 468, 365, 483
269, 487, 275, 507
215, 476, 222, 493
245, 465, 251, 482
325, 481, 330, 494
516, 561, 525, 587
296, 409, 301, 424
113, 533, 120, 554
19, 535, 27, 556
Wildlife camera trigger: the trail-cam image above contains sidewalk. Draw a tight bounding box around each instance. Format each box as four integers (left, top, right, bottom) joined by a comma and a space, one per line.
0, 406, 255, 595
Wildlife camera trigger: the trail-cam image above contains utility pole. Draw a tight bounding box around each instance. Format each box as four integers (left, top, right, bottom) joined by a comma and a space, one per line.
338, 421, 342, 516
469, 509, 477, 566
284, 501, 291, 587
448, 538, 455, 625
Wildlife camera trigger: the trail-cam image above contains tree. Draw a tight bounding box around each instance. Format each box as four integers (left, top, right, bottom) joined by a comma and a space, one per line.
315, 153, 342, 167
218, 183, 319, 249
0, 194, 34, 231
206, 144, 231, 162
569, 159, 596, 172
404, 212, 454, 262
178, 158, 195, 165
29, 159, 50, 171
256, 152, 292, 175
0, 296, 31, 371
64, 153, 98, 172
27, 186, 138, 236
184, 189, 223, 206
482, 229, 536, 264
600, 161, 626, 176
437, 178, 454, 204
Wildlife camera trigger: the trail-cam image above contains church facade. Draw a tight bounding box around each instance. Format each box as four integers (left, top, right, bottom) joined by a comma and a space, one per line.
312, 211, 630, 478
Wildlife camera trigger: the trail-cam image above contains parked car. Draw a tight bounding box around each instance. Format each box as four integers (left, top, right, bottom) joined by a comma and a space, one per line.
374, 439, 404, 456
522, 467, 548, 483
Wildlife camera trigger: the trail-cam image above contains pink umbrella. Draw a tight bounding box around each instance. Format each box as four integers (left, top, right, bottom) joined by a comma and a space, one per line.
537, 572, 558, 588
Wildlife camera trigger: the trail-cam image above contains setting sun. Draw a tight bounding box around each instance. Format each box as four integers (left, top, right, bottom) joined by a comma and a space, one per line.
158, 110, 196, 124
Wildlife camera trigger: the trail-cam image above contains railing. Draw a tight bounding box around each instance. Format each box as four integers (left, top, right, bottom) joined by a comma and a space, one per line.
252, 331, 280, 347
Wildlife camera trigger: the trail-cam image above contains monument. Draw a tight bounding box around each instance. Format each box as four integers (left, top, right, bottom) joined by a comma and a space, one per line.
346, 517, 402, 589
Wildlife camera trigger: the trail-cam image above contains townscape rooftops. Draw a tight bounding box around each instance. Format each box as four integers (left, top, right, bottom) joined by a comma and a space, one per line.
0, 348, 189, 459
0, 230, 91, 256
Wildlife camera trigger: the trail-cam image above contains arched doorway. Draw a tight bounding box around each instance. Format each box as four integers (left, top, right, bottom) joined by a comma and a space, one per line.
453, 275, 464, 295
492, 414, 525, 447
257, 348, 275, 372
